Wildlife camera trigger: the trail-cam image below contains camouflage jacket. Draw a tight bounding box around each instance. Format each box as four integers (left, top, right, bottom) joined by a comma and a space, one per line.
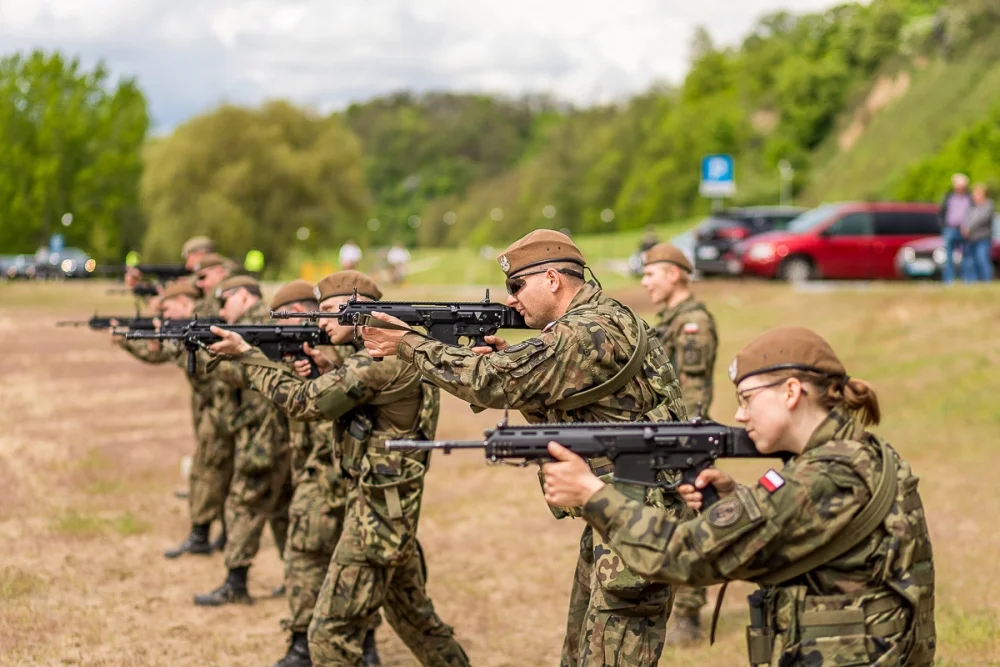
397, 282, 686, 426
653, 295, 718, 419
582, 407, 935, 665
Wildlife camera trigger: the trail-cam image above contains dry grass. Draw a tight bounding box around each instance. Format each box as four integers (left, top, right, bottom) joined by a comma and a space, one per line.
0, 279, 998, 666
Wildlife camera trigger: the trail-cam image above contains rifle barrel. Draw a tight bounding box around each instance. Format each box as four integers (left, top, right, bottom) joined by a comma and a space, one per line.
385, 440, 485, 453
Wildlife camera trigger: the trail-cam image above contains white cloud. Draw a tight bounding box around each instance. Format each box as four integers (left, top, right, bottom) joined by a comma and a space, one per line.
1, 0, 844, 130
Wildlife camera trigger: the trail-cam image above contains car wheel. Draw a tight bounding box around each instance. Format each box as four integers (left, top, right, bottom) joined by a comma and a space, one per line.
780, 257, 813, 283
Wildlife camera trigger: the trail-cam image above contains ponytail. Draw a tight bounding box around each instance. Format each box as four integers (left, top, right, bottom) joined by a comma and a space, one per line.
776, 371, 882, 426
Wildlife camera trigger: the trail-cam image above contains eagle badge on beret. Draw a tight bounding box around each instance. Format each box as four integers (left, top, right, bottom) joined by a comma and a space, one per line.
728, 357, 738, 382
313, 286, 322, 301
498, 254, 510, 274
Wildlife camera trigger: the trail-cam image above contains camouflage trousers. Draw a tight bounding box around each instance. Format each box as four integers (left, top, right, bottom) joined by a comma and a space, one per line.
189, 406, 235, 526
307, 498, 469, 667
223, 463, 293, 570
282, 473, 347, 634
672, 585, 707, 617
559, 525, 672, 667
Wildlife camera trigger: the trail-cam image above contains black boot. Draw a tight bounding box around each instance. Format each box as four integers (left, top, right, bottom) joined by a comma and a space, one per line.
164, 523, 212, 559
362, 628, 381, 666
270, 631, 311, 667
193, 566, 253, 606
210, 525, 227, 553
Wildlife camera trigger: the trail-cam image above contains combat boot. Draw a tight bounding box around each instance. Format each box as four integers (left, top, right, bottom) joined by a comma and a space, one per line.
664, 613, 702, 647
362, 628, 381, 666
210, 525, 227, 553
164, 523, 212, 559
270, 631, 311, 667
193, 566, 253, 606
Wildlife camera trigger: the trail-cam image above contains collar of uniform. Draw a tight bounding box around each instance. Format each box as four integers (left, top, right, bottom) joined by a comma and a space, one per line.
563, 282, 602, 315
801, 405, 863, 455
238, 300, 269, 324
656, 294, 697, 325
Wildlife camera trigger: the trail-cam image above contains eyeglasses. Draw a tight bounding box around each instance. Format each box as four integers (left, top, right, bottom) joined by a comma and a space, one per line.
735, 378, 807, 410
505, 268, 584, 296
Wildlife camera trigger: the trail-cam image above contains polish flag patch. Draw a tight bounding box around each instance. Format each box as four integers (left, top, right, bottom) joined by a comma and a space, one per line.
682, 322, 700, 334
760, 469, 786, 493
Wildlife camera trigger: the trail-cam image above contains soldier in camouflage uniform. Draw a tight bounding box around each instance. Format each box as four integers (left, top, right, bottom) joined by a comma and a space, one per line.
639, 242, 718, 645
261, 280, 381, 667
360, 230, 689, 667
208, 271, 465, 667
541, 326, 936, 666
193, 274, 294, 607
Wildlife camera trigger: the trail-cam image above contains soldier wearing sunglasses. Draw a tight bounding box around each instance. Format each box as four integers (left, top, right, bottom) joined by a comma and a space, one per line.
360, 229, 689, 667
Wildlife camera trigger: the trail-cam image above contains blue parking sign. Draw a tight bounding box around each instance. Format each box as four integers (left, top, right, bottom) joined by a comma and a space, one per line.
699, 154, 736, 198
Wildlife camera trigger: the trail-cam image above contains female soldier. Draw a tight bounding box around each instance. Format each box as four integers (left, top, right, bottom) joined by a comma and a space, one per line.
540, 325, 936, 666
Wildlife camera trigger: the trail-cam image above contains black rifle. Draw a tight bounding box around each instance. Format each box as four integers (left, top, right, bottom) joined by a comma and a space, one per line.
386, 417, 787, 508
95, 264, 191, 281
57, 314, 158, 331
124, 323, 331, 379
272, 289, 529, 348
107, 284, 163, 298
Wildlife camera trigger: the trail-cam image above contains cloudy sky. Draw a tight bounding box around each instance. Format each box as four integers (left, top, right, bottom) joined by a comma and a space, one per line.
2, 0, 844, 131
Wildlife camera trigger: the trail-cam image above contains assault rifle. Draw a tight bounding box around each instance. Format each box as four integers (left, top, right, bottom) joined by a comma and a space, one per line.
272, 289, 529, 348
57, 314, 159, 331
386, 417, 787, 508
107, 284, 162, 298
124, 323, 331, 379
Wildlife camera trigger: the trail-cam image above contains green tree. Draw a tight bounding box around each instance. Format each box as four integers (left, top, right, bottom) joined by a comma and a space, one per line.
141, 101, 368, 272
0, 50, 148, 259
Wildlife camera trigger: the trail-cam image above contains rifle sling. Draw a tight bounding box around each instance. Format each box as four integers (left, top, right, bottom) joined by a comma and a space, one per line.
549, 307, 648, 412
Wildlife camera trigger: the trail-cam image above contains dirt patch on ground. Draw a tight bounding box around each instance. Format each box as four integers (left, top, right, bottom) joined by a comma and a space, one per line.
839, 72, 912, 152
0, 280, 996, 666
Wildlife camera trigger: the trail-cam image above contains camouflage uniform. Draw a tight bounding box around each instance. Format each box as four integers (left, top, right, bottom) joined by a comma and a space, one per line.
652, 295, 718, 623
207, 300, 294, 572
238, 345, 469, 667
581, 407, 936, 666
397, 283, 689, 667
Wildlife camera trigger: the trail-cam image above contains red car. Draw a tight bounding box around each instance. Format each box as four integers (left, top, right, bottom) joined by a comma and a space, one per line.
733, 202, 942, 281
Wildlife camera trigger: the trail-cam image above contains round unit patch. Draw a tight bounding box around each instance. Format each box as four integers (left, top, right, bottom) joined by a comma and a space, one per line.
707, 497, 743, 527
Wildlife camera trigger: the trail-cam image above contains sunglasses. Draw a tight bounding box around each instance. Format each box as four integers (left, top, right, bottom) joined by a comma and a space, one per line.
505, 268, 584, 296
217, 290, 236, 307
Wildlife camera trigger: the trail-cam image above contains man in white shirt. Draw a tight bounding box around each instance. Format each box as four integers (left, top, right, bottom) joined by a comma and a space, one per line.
338, 240, 362, 270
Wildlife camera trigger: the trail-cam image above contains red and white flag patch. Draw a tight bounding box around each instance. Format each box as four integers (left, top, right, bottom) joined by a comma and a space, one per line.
682, 322, 700, 334
760, 469, 785, 493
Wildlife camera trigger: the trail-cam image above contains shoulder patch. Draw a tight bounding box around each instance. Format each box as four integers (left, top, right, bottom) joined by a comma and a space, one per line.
707, 497, 743, 527
682, 322, 700, 334
759, 469, 785, 493
542, 321, 557, 333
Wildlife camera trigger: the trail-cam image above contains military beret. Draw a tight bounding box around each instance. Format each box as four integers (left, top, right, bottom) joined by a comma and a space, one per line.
270, 279, 317, 311
497, 229, 585, 277
180, 236, 214, 259
643, 242, 692, 273
315, 270, 382, 302
160, 280, 201, 301
729, 326, 847, 385
214, 274, 259, 299
195, 253, 231, 272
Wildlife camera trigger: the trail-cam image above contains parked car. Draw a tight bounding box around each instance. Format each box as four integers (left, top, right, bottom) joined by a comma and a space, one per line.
47, 247, 97, 278
628, 229, 698, 277
693, 206, 806, 276
895, 214, 1000, 279
734, 202, 942, 282
6, 254, 38, 279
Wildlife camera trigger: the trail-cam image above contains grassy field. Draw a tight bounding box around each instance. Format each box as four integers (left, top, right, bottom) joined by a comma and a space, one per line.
1, 277, 999, 666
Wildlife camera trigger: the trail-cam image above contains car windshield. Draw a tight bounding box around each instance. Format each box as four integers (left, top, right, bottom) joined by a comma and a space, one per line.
786, 204, 841, 234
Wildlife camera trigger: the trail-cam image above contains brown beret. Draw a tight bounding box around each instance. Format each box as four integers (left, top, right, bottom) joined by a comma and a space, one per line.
160, 280, 201, 301
497, 229, 585, 277
214, 274, 259, 299
270, 279, 317, 311
643, 242, 692, 273
315, 270, 382, 302
181, 236, 214, 259
195, 253, 231, 272
729, 326, 847, 385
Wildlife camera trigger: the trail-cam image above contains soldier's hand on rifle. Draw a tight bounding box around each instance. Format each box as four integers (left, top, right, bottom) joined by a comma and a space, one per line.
678, 469, 736, 511
294, 342, 331, 377
108, 318, 125, 345
124, 267, 143, 288
208, 325, 251, 355
471, 335, 509, 355
360, 312, 412, 358
541, 442, 606, 508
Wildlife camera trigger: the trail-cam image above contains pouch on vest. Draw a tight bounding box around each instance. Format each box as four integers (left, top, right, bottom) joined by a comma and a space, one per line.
337, 411, 373, 478
357, 451, 426, 567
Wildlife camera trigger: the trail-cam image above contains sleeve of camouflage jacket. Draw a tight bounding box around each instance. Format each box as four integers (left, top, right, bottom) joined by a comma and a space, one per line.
117, 338, 178, 364
396, 327, 587, 410
672, 310, 716, 416
580, 457, 871, 587
240, 348, 401, 421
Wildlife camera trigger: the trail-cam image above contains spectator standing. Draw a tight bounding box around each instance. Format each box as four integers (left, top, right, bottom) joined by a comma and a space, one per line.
961, 183, 995, 282
338, 240, 362, 271
939, 173, 972, 284
387, 241, 410, 284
